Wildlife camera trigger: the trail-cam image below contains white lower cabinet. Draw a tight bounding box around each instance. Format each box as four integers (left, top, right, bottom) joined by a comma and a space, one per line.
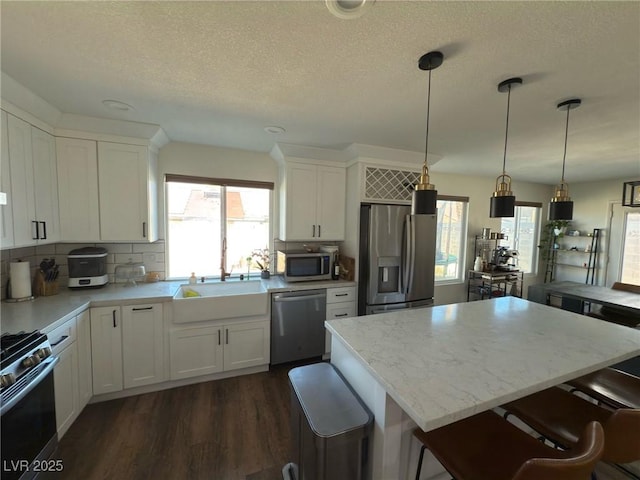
49, 316, 79, 439
325, 286, 357, 356
170, 319, 269, 381
76, 310, 93, 410
90, 303, 164, 396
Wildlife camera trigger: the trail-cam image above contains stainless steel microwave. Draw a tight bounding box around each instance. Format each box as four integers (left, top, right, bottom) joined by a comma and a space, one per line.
277, 250, 332, 282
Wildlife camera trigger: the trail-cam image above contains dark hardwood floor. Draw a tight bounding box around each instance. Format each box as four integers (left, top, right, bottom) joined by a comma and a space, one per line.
57, 365, 296, 480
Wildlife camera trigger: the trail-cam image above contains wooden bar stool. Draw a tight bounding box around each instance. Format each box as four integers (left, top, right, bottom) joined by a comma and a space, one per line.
502, 386, 640, 465
567, 367, 640, 410
413, 410, 603, 480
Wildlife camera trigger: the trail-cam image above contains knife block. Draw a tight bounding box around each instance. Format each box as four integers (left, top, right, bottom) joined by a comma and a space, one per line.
33, 270, 59, 297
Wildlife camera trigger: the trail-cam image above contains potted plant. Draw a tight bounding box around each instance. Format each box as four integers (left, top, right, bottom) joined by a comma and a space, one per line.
539, 220, 571, 262
251, 248, 271, 279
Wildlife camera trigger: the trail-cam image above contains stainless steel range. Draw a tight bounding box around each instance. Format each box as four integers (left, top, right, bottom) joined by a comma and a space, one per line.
1, 331, 59, 480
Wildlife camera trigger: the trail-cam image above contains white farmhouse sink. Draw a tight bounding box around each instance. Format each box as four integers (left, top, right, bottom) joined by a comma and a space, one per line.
173, 281, 268, 323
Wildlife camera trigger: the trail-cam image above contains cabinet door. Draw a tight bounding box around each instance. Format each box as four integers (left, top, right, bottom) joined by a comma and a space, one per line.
54, 342, 79, 439
223, 321, 269, 371
7, 114, 36, 246
170, 326, 223, 380
31, 127, 60, 244
90, 307, 123, 395
122, 304, 164, 389
282, 163, 318, 240
76, 310, 92, 410
316, 166, 346, 240
56, 137, 100, 241
97, 142, 150, 242
0, 111, 14, 249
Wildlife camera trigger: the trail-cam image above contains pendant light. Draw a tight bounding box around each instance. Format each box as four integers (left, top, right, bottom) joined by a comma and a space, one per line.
412, 51, 443, 215
549, 98, 581, 220
490, 77, 522, 218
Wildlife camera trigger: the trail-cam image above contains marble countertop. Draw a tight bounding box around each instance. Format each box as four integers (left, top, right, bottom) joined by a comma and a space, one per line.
1, 277, 356, 335
325, 296, 640, 433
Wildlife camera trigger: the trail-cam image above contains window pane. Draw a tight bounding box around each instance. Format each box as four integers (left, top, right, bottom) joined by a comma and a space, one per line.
167, 182, 221, 278
435, 200, 467, 282
621, 211, 640, 285
226, 186, 270, 275
500, 206, 540, 274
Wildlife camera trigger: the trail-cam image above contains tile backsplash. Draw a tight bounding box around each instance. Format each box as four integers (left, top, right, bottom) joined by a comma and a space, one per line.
0, 241, 166, 300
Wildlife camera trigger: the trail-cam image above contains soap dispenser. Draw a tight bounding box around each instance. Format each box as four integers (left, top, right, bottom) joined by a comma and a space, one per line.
189, 272, 197, 284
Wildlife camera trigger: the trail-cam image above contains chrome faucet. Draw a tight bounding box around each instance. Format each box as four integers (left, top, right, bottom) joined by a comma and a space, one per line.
220, 237, 231, 281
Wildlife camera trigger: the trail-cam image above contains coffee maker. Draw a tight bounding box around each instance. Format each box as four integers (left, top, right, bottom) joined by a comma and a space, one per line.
492, 247, 519, 271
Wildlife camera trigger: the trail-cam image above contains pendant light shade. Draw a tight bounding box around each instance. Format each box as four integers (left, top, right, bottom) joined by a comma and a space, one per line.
490, 77, 522, 218
412, 51, 443, 215
549, 98, 581, 221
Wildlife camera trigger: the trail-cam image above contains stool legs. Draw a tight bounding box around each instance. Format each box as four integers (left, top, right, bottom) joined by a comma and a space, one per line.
415, 445, 427, 480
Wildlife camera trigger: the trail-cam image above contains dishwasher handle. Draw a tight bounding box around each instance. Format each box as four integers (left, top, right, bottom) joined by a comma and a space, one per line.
273, 293, 326, 303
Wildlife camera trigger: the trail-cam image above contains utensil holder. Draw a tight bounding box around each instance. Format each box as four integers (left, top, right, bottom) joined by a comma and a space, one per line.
33, 270, 59, 297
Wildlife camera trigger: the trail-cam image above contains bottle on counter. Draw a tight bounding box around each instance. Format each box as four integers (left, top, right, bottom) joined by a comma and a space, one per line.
189, 272, 197, 284
332, 255, 340, 280
474, 256, 483, 272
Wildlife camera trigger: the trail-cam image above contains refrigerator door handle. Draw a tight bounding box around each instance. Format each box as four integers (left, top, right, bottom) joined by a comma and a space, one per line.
406, 215, 416, 296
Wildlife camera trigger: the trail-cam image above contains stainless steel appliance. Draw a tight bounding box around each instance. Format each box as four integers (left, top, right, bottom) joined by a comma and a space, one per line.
276, 250, 332, 282
67, 246, 108, 288
359, 204, 436, 315
1, 331, 59, 480
271, 289, 327, 365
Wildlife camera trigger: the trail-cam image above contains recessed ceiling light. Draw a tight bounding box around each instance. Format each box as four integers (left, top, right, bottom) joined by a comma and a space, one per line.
264, 126, 286, 134
102, 99, 135, 112
326, 0, 374, 19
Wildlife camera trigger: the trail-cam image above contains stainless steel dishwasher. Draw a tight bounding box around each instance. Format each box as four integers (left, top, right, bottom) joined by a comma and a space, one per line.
271, 289, 327, 365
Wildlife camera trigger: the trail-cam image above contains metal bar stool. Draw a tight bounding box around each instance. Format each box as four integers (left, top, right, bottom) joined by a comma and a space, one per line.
502, 386, 640, 465
413, 410, 603, 480
567, 367, 640, 410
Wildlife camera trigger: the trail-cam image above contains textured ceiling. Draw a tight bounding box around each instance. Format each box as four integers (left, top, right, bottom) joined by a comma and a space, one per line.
1, 1, 639, 184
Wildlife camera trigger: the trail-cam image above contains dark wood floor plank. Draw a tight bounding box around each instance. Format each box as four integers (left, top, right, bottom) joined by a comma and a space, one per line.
57, 365, 297, 480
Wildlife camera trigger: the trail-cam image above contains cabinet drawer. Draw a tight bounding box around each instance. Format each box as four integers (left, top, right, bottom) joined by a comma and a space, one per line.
48, 317, 77, 355
326, 302, 356, 320
326, 286, 356, 304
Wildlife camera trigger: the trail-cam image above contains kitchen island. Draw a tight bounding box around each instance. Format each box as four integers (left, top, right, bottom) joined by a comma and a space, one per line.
326, 297, 640, 480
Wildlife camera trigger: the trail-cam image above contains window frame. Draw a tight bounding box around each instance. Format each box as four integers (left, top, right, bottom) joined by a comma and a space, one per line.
500, 202, 542, 276
435, 195, 469, 285
164, 175, 273, 280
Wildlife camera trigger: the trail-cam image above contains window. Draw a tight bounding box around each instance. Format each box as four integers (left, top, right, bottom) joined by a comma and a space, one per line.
165, 175, 272, 279
435, 197, 468, 283
620, 211, 640, 285
500, 204, 541, 274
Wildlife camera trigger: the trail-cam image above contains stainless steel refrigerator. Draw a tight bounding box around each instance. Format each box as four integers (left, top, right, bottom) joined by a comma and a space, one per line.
358, 204, 436, 315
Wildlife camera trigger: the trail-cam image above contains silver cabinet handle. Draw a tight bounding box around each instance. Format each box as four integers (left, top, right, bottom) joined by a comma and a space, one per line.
335, 293, 348, 297
318, 225, 321, 237
334, 313, 349, 317
218, 329, 221, 345
142, 222, 147, 238
50, 335, 68, 347
112, 309, 117, 328
32, 221, 39, 240
226, 329, 229, 345
312, 225, 316, 237
132, 306, 153, 311
39, 221, 47, 239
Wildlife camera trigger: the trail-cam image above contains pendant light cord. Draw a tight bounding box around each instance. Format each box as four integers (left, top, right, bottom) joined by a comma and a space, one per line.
424, 67, 432, 167
561, 105, 570, 182
502, 84, 512, 176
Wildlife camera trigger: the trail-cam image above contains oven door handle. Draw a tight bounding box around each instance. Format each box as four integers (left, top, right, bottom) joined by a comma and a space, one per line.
1, 356, 59, 416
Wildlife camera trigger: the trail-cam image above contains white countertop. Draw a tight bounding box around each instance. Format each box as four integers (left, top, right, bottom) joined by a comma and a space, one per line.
325, 296, 640, 433
0, 277, 356, 335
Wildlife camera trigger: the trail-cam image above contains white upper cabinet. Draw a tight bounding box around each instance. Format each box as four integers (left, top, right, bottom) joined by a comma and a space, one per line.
6, 113, 59, 247
280, 163, 346, 241
97, 142, 158, 242
31, 127, 60, 243
1, 111, 15, 249
56, 137, 159, 243
56, 137, 101, 241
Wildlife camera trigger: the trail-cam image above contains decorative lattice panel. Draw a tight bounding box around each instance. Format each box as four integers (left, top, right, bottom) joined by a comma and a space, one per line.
364, 166, 421, 202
